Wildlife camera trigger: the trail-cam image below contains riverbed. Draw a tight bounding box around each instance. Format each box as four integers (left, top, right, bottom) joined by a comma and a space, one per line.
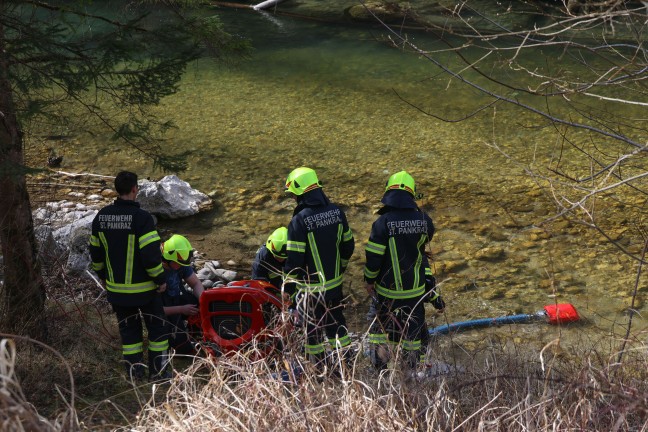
29, 6, 648, 350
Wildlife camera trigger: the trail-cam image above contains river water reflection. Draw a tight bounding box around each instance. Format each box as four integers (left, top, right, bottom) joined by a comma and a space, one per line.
52, 7, 648, 346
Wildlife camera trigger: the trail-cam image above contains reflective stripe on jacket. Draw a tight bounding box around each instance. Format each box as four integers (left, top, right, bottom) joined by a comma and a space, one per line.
364, 205, 434, 300
284, 193, 354, 298
89, 198, 166, 306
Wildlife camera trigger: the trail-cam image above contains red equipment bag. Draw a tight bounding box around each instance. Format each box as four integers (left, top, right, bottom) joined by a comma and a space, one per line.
197, 280, 285, 357
543, 303, 580, 324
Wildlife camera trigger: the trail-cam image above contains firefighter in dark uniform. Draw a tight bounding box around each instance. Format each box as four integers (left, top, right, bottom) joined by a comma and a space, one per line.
251, 226, 288, 289
364, 171, 444, 371
283, 167, 355, 368
89, 171, 170, 381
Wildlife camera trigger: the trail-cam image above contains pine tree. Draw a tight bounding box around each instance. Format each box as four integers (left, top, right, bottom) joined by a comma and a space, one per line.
0, 0, 247, 337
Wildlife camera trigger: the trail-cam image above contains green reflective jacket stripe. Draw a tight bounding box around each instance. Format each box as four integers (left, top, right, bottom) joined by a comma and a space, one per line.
365, 241, 386, 256
334, 225, 342, 276
364, 267, 379, 279
98, 232, 114, 281
89, 199, 166, 306
364, 206, 434, 301
388, 237, 403, 291
146, 263, 164, 279
140, 231, 164, 279
99, 232, 162, 287
284, 199, 355, 298
90, 235, 104, 270
106, 280, 157, 294
287, 240, 306, 253
307, 231, 325, 281
139, 230, 160, 249
288, 230, 346, 293
342, 228, 353, 242
125, 234, 135, 284
375, 283, 426, 299
412, 234, 428, 292
295, 273, 344, 293
327, 225, 345, 279
91, 261, 105, 271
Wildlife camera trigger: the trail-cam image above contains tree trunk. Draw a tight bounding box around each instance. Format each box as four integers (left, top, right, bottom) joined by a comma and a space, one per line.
0, 21, 46, 339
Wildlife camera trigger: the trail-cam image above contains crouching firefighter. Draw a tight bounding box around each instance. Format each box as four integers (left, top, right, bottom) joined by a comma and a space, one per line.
252, 226, 288, 290
160, 234, 204, 355
364, 171, 444, 371
89, 171, 170, 381
283, 167, 355, 371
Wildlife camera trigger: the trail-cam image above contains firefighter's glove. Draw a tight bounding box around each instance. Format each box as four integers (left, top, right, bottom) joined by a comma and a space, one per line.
430, 294, 445, 311
425, 276, 445, 311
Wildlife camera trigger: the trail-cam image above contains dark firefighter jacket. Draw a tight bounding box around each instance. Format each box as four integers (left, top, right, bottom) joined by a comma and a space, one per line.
364, 189, 435, 300
284, 188, 354, 298
251, 244, 284, 289
89, 198, 166, 306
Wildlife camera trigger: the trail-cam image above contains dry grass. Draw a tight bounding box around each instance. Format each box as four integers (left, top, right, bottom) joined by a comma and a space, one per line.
117, 334, 648, 432
3, 261, 648, 432
0, 337, 77, 432
2, 315, 648, 431
3, 247, 648, 431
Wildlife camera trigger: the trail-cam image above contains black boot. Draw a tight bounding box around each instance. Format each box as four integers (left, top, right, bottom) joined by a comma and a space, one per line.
123, 353, 146, 382
149, 350, 172, 382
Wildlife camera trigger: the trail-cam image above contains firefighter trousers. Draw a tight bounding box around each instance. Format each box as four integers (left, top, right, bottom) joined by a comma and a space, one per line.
369, 298, 427, 370
112, 295, 170, 379
300, 294, 351, 365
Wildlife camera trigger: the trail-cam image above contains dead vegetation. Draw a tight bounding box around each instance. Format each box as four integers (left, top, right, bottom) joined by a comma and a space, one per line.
1, 291, 647, 432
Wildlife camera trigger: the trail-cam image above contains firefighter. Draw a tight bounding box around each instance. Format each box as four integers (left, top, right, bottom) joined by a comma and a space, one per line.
89, 171, 170, 381
283, 167, 355, 370
160, 234, 204, 355
364, 170, 445, 371
251, 227, 288, 289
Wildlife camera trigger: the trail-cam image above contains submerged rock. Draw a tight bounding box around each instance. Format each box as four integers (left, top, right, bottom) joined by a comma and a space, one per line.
474, 246, 506, 261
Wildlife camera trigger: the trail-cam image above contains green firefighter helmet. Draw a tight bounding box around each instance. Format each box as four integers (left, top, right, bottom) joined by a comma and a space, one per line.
385, 170, 416, 196
266, 227, 288, 259
284, 167, 321, 196
162, 234, 194, 266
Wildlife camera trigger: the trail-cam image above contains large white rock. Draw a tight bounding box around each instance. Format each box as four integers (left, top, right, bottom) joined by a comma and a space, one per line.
197, 267, 216, 281
137, 175, 212, 219
214, 269, 237, 283
52, 212, 97, 248
65, 223, 93, 276
34, 225, 65, 263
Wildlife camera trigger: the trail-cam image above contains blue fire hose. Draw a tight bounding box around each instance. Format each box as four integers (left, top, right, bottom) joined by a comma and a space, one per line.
429, 311, 546, 336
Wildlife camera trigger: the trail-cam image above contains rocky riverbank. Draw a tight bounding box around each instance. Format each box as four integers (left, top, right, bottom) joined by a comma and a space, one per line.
17, 171, 244, 292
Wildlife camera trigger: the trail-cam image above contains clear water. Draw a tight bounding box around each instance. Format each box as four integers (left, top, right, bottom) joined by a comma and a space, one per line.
42, 7, 648, 343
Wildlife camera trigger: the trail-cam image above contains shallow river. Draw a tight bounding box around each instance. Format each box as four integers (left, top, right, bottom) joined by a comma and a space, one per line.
42, 6, 648, 349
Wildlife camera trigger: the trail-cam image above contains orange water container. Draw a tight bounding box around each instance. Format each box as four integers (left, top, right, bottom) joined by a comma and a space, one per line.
544, 303, 580, 324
